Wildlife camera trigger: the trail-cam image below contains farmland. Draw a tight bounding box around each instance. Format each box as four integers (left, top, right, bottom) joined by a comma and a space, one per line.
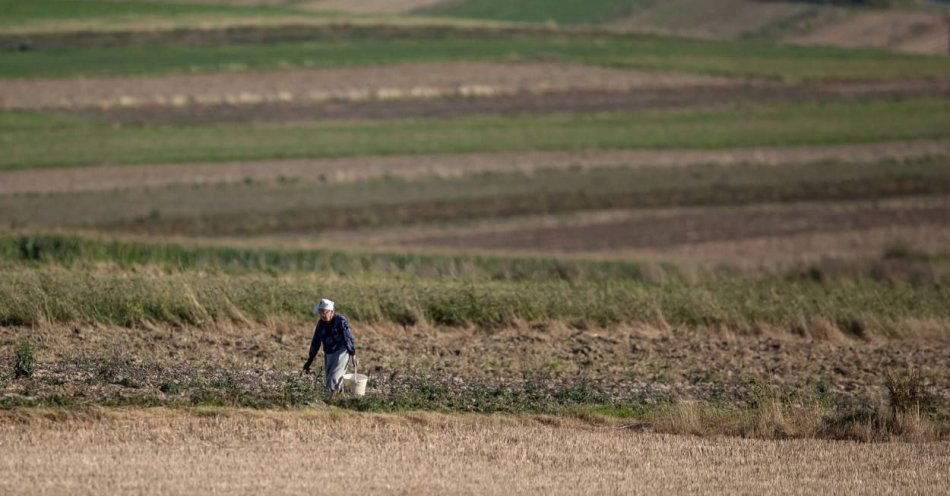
2, 0, 949, 493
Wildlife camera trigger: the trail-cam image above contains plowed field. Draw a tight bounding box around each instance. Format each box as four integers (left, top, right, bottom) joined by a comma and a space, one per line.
397, 197, 950, 254
3, 140, 946, 195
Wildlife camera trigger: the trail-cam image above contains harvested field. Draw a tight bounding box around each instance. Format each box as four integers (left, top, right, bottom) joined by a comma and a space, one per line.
2, 140, 947, 195
0, 62, 738, 111
2, 409, 947, 496
792, 11, 950, 56
396, 197, 950, 253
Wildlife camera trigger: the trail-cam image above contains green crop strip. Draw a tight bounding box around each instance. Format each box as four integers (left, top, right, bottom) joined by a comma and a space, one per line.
420, 0, 647, 25
3, 99, 949, 171
0, 0, 333, 26
0, 265, 947, 332
1, 36, 946, 80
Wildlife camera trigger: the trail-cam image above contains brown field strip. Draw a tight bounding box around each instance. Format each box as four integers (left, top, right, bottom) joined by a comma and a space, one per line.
69, 79, 950, 125
0, 408, 947, 495
2, 140, 947, 195
0, 62, 736, 110
4, 320, 949, 408
791, 11, 950, 56
391, 197, 950, 254
320, 221, 950, 271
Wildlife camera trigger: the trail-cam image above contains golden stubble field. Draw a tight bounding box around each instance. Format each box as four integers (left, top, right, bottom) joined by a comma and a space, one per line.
0, 408, 947, 495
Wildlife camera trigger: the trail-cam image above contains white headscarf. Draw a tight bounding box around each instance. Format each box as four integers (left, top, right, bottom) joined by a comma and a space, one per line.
313, 298, 335, 314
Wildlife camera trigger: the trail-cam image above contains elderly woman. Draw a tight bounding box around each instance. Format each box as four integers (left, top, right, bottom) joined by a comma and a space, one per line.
302, 299, 358, 393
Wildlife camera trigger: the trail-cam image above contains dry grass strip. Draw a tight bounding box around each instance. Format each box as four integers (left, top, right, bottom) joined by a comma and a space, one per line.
0, 408, 947, 495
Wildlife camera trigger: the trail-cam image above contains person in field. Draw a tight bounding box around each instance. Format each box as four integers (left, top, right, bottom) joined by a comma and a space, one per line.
302, 299, 358, 394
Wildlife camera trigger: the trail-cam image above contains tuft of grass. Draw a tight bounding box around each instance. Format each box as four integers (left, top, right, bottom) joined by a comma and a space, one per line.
13, 339, 35, 379
885, 369, 931, 418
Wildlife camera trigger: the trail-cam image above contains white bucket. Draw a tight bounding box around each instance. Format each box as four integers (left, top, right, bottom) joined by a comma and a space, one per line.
342, 373, 368, 396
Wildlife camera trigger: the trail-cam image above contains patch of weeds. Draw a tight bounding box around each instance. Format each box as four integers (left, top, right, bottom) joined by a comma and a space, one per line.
159, 380, 182, 394
42, 376, 65, 386
814, 377, 835, 409
282, 375, 320, 406
187, 387, 231, 407
210, 374, 236, 390
569, 403, 649, 420
116, 377, 140, 388
13, 339, 35, 379
96, 356, 141, 387
885, 369, 936, 416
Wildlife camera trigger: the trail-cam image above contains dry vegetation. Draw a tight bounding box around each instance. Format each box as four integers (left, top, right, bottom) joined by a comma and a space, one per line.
0, 408, 947, 496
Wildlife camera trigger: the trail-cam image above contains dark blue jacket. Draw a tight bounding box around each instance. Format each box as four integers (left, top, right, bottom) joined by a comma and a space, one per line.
304, 314, 356, 370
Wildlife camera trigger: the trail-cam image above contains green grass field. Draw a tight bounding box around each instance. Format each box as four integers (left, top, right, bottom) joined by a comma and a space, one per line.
0, 0, 339, 28
3, 36, 948, 80
2, 253, 948, 331
1, 233, 647, 281
4, 99, 949, 171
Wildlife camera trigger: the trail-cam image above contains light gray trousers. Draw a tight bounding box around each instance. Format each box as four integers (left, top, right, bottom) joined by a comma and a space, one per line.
324, 350, 350, 392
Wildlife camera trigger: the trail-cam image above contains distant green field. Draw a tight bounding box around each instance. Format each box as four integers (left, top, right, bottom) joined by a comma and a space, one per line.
0, 0, 331, 27
0, 233, 648, 281
2, 36, 948, 80
421, 0, 646, 25
2, 99, 948, 171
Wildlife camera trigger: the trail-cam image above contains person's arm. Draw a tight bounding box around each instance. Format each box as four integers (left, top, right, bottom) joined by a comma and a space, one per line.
302, 323, 322, 372
341, 316, 356, 357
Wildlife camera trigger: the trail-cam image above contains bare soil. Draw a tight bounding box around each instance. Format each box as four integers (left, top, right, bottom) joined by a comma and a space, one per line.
65, 78, 950, 124
792, 11, 950, 56
2, 409, 947, 496
2, 140, 947, 195
396, 197, 950, 254
319, 219, 950, 272
3, 318, 949, 409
